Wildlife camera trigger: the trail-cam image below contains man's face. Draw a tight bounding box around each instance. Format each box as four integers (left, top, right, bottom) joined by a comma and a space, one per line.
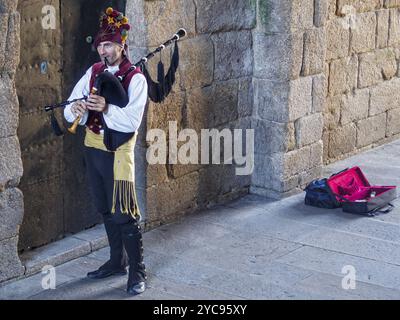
97, 41, 124, 66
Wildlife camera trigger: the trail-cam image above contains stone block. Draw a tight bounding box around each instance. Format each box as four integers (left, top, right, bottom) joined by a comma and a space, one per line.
384, 0, 400, 8
350, 12, 376, 53
212, 30, 253, 81
314, 0, 329, 26
257, 0, 314, 33
328, 0, 338, 20
299, 165, 323, 187
338, 0, 381, 13
370, 78, 400, 115
356, 113, 387, 147
387, 108, 400, 135
0, 136, 23, 191
295, 113, 324, 147
253, 31, 303, 81
178, 36, 214, 90
0, 0, 17, 13
238, 77, 253, 118
288, 76, 313, 121
328, 55, 358, 96
0, 13, 8, 68
341, 88, 370, 125
358, 48, 397, 88
3, 12, 20, 72
144, 0, 196, 46
253, 119, 291, 154
326, 18, 350, 60
252, 152, 283, 189
283, 146, 311, 178
389, 8, 400, 46
310, 141, 324, 168
377, 9, 390, 48
323, 95, 341, 130
329, 123, 357, 158
302, 27, 327, 76
312, 73, 327, 113
0, 188, 23, 240
0, 74, 18, 138
186, 80, 238, 132
0, 237, 24, 282
322, 130, 330, 162
196, 0, 256, 33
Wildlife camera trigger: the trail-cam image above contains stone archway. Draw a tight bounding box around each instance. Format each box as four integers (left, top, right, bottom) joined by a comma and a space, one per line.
0, 0, 24, 282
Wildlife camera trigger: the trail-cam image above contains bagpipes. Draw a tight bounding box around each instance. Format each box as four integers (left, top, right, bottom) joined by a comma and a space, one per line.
44, 28, 187, 136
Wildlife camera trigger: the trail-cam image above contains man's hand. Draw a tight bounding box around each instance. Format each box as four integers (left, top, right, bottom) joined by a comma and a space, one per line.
86, 94, 108, 113
71, 101, 87, 118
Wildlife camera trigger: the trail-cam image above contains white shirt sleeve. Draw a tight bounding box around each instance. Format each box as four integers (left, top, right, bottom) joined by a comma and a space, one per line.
102, 73, 148, 133
63, 67, 92, 125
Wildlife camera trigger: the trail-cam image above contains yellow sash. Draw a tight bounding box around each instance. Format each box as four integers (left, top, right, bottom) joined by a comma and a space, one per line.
84, 128, 140, 219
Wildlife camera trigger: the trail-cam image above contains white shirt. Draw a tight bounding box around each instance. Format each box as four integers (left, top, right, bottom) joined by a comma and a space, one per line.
64, 64, 148, 133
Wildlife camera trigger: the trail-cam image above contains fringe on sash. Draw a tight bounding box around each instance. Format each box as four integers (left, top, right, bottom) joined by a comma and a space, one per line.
111, 180, 141, 220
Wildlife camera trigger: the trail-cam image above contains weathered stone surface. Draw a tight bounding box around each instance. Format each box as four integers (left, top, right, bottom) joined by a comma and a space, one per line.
341, 89, 369, 125
212, 30, 253, 81
329, 123, 357, 158
356, 113, 387, 147
0, 74, 18, 138
0, 0, 17, 13
295, 113, 324, 147
370, 78, 400, 115
144, 0, 196, 46
257, 0, 314, 33
328, 0, 338, 20
299, 166, 323, 186
178, 36, 214, 90
0, 188, 23, 240
358, 48, 397, 88
252, 152, 283, 189
328, 55, 358, 96
0, 237, 24, 282
384, 0, 400, 9
326, 18, 350, 60
253, 31, 303, 81
377, 9, 390, 48
338, 0, 381, 13
0, 13, 8, 68
238, 77, 253, 118
389, 8, 400, 46
283, 146, 311, 178
126, 0, 147, 48
254, 79, 289, 122
315, 0, 329, 26
312, 74, 327, 113
387, 108, 400, 136
288, 76, 313, 121
3, 12, 20, 72
322, 130, 330, 163
186, 80, 238, 132
309, 141, 324, 168
0, 136, 23, 190
302, 28, 327, 76
196, 0, 256, 33
350, 12, 376, 53
324, 95, 341, 130
253, 119, 291, 154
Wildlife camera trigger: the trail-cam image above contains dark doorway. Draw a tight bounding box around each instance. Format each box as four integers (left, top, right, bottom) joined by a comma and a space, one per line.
17, 0, 126, 252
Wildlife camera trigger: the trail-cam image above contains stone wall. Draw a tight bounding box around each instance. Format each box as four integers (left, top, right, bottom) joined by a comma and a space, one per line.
251, 0, 326, 198
127, 0, 255, 228
324, 0, 400, 163
0, 0, 24, 282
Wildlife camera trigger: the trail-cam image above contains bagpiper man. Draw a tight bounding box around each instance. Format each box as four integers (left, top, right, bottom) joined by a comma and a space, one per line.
64, 7, 147, 295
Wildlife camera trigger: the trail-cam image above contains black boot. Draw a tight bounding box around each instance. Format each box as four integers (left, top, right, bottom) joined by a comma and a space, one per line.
120, 221, 147, 295
87, 214, 127, 279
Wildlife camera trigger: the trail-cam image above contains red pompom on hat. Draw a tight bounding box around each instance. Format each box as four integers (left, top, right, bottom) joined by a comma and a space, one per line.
94, 7, 130, 48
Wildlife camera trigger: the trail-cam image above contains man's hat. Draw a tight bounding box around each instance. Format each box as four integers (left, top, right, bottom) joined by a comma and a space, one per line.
93, 7, 131, 48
